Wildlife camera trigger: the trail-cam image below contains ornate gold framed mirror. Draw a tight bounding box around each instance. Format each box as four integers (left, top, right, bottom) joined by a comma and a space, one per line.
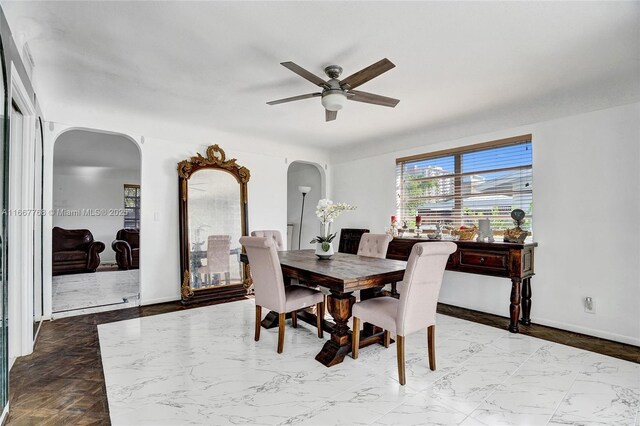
178, 144, 251, 304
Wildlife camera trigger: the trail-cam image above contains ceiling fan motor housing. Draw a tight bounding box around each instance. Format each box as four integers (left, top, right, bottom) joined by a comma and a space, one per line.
324, 65, 343, 79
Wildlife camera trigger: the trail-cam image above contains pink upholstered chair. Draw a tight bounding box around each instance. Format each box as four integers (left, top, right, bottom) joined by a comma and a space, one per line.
351, 242, 457, 385
250, 230, 285, 251
357, 233, 393, 259
240, 236, 325, 353
357, 233, 394, 295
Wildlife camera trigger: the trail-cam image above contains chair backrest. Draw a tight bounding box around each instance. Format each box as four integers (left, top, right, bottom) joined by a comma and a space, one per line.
206, 235, 231, 273
338, 228, 370, 254
116, 228, 139, 249
397, 242, 457, 336
52, 227, 94, 252
251, 230, 284, 250
357, 233, 393, 259
239, 236, 286, 312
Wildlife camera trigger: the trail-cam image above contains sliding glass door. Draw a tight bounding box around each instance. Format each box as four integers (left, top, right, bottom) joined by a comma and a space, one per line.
0, 30, 8, 415
33, 118, 43, 338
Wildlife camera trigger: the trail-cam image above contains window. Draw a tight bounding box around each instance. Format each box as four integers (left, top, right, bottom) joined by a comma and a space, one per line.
396, 135, 533, 238
124, 184, 141, 229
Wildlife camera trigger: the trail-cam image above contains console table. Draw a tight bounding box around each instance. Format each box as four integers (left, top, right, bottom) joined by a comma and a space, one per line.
386, 237, 538, 333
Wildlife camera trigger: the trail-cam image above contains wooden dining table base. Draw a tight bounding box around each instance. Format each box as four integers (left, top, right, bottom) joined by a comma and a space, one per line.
315, 286, 391, 367
261, 287, 393, 368
315, 291, 355, 366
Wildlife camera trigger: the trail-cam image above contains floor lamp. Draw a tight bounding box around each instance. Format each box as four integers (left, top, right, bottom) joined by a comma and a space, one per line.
298, 186, 311, 250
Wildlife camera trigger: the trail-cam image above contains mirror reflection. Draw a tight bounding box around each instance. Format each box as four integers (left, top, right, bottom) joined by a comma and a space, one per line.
188, 169, 243, 289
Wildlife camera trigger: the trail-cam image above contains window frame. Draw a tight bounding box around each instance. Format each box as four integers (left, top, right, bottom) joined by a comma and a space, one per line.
396, 134, 533, 237
123, 184, 141, 229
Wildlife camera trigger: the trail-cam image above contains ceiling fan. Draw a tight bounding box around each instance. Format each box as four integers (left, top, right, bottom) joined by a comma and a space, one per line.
267, 58, 400, 122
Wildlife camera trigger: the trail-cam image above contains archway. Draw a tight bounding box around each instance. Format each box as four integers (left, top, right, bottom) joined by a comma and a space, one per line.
287, 161, 325, 250
51, 129, 141, 316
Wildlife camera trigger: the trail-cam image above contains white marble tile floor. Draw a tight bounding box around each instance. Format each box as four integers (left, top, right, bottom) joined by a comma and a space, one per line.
98, 299, 640, 426
52, 270, 140, 318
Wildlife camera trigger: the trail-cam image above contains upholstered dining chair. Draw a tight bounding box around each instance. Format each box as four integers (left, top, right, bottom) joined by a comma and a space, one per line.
357, 233, 393, 259
240, 236, 325, 353
250, 230, 285, 250
356, 233, 394, 297
351, 242, 457, 385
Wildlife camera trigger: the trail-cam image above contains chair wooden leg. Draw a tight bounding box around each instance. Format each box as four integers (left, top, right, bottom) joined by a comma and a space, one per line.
427, 325, 436, 371
383, 330, 391, 348
277, 313, 286, 353
316, 301, 324, 338
254, 305, 262, 341
291, 311, 298, 328
351, 317, 360, 359
397, 335, 406, 385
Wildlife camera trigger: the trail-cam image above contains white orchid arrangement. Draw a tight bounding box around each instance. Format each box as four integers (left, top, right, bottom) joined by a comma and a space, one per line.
310, 199, 356, 250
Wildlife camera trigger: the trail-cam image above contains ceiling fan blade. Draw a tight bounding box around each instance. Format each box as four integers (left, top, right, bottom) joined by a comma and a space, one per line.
340, 58, 395, 90
325, 109, 337, 122
348, 90, 400, 108
267, 92, 321, 106
281, 62, 329, 88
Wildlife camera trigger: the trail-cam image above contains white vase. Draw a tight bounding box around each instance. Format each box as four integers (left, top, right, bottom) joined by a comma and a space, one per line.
315, 242, 334, 259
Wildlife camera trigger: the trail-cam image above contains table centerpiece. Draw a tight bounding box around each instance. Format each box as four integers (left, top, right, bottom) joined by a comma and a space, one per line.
310, 198, 356, 259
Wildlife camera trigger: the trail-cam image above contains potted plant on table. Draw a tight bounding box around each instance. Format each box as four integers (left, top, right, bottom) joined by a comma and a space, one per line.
311, 199, 356, 259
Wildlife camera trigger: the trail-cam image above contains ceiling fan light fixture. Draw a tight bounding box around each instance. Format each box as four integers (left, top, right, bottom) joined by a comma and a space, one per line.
321, 90, 347, 111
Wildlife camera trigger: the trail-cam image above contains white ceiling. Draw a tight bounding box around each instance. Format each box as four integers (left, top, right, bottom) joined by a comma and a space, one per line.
3, 1, 639, 150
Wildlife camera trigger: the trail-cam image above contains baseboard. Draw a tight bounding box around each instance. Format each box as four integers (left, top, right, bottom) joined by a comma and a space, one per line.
140, 296, 180, 306
533, 317, 640, 347
438, 298, 640, 347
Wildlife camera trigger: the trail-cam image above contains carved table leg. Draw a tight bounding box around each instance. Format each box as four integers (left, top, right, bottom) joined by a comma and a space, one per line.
315, 291, 355, 367
520, 277, 532, 326
509, 277, 522, 333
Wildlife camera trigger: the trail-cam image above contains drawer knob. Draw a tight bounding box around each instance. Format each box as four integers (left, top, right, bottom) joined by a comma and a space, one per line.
480, 257, 485, 263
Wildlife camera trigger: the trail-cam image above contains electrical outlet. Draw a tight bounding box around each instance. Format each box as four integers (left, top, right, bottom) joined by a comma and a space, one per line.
584, 297, 596, 314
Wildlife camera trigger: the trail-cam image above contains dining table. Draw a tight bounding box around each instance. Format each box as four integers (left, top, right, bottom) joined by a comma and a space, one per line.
259, 249, 407, 367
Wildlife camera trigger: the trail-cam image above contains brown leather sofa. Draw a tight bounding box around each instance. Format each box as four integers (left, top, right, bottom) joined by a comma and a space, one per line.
52, 227, 105, 276
112, 229, 140, 270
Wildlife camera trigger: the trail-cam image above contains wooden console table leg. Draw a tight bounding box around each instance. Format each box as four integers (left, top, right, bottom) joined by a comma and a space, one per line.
390, 283, 399, 298
520, 277, 532, 326
509, 277, 522, 333
315, 291, 355, 367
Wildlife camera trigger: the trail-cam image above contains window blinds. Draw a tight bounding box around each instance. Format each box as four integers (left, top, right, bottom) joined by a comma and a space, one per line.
396, 135, 533, 237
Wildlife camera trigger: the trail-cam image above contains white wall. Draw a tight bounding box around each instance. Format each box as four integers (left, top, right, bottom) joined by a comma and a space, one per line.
331, 102, 640, 346
287, 162, 324, 250
52, 169, 140, 262
43, 123, 330, 309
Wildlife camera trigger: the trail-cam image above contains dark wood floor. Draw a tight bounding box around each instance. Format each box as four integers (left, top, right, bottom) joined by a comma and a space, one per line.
6, 299, 639, 425
438, 303, 640, 364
